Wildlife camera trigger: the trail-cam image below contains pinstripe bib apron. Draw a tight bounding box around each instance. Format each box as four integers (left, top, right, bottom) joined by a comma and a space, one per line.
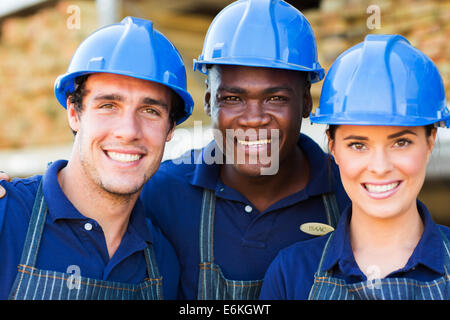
8, 180, 163, 300
308, 229, 450, 300
198, 189, 340, 300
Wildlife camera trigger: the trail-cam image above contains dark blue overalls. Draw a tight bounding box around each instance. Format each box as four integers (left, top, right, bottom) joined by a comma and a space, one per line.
9, 181, 163, 300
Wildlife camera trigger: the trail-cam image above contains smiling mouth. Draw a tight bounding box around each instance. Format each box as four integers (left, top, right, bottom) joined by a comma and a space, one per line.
237, 139, 271, 146
105, 151, 143, 163
363, 181, 400, 193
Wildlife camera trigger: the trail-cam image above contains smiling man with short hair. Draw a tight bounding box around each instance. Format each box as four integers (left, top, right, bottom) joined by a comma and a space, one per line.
0, 17, 193, 300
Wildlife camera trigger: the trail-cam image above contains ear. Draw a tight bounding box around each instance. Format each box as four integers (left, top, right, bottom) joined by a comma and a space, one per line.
302, 82, 313, 118
425, 127, 437, 162
204, 84, 212, 117
166, 122, 176, 142
326, 129, 338, 164
67, 97, 80, 133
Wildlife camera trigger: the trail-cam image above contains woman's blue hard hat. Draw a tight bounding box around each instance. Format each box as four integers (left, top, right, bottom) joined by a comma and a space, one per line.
311, 34, 450, 128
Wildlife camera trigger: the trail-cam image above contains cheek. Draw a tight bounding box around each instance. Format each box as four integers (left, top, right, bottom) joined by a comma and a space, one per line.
143, 122, 172, 147
333, 149, 368, 200
333, 148, 365, 180
393, 149, 428, 183
211, 110, 232, 142
80, 118, 109, 144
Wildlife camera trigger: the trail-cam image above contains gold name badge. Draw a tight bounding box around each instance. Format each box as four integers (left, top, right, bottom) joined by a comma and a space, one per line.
300, 222, 335, 236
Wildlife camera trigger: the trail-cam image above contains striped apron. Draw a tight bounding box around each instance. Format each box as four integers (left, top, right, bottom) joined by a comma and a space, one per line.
308, 229, 450, 300
8, 180, 163, 300
197, 189, 341, 300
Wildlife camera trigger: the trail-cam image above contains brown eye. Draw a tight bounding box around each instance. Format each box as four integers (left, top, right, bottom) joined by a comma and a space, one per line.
99, 103, 115, 109
348, 142, 367, 151
268, 96, 287, 102
224, 96, 240, 101
393, 139, 412, 148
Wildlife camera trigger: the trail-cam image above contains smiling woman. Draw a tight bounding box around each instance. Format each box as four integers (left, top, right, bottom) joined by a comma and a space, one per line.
259, 34, 450, 300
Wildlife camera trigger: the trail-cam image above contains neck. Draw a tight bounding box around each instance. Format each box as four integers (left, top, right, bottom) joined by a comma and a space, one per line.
58, 157, 138, 259
349, 202, 424, 278
220, 145, 309, 212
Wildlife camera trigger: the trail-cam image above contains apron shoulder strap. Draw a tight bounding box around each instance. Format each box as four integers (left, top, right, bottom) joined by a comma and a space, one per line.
144, 245, 162, 280
19, 178, 48, 268
199, 189, 216, 263
321, 193, 340, 228
438, 227, 450, 275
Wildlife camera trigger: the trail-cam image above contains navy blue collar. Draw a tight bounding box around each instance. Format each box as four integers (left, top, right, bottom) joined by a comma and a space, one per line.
186, 134, 335, 205
322, 201, 446, 276
42, 160, 153, 244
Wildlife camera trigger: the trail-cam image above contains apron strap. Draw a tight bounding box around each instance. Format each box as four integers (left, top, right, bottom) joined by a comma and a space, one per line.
199, 189, 216, 263
144, 245, 162, 280
438, 227, 450, 275
19, 179, 48, 268
322, 193, 340, 228
315, 231, 335, 274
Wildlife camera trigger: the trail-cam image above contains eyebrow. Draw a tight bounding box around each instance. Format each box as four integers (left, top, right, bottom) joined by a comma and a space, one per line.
263, 86, 295, 95
93, 94, 124, 102
343, 129, 418, 141
93, 94, 169, 110
142, 97, 169, 111
343, 135, 368, 141
387, 129, 417, 139
217, 86, 294, 95
218, 86, 246, 94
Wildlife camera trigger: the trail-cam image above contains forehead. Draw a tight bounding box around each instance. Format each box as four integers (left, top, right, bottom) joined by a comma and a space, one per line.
335, 125, 425, 138
84, 73, 173, 101
210, 65, 306, 89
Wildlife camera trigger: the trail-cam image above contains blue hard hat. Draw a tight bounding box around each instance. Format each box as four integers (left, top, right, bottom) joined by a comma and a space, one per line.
55, 16, 194, 124
193, 0, 324, 83
311, 34, 450, 128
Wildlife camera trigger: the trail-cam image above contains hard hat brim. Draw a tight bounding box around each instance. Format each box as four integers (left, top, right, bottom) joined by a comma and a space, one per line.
193, 57, 324, 83
310, 112, 450, 128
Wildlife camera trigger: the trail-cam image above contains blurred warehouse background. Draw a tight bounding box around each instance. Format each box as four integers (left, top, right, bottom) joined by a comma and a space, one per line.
0, 0, 449, 224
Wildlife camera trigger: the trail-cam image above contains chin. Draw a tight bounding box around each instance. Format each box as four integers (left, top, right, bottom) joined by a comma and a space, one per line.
233, 163, 275, 177
354, 200, 413, 220
99, 176, 148, 197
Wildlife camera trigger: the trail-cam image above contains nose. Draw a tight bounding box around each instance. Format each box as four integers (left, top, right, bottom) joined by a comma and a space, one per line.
237, 100, 271, 128
112, 109, 142, 142
367, 147, 394, 176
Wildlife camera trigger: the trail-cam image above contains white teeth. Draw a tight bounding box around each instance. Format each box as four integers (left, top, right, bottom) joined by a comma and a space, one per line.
237, 139, 271, 146
107, 151, 141, 163
364, 182, 399, 193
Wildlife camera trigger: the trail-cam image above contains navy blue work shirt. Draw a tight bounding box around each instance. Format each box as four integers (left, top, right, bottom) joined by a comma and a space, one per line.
259, 201, 450, 299
0, 160, 180, 300
141, 134, 350, 299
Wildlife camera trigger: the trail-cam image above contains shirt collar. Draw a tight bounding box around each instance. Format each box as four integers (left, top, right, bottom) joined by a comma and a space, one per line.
322, 201, 446, 276
403, 201, 445, 274
186, 140, 221, 191
186, 133, 334, 198
42, 160, 153, 244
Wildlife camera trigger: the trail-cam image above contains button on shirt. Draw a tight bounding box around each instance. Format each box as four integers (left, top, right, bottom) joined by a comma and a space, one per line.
259, 201, 450, 300
141, 134, 350, 299
0, 160, 180, 300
